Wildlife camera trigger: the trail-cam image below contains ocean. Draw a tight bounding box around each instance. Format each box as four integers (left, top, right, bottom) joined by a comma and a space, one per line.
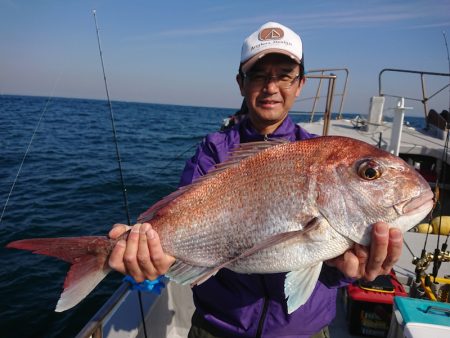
0, 95, 426, 338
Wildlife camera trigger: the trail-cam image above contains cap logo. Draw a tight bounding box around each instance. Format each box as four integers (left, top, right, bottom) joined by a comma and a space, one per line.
258, 28, 284, 41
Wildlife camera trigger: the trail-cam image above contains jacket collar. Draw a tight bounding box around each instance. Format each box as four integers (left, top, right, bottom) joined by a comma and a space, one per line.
239, 116, 296, 142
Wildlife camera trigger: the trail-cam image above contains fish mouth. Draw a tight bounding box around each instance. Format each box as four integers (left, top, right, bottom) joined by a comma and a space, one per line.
401, 190, 434, 215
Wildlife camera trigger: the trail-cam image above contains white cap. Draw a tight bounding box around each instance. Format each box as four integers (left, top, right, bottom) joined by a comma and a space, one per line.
240, 22, 303, 73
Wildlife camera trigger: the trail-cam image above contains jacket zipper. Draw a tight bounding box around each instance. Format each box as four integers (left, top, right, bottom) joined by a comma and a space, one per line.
255, 275, 269, 338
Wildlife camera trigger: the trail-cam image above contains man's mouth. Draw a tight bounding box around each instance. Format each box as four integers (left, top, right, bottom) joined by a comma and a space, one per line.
259, 100, 281, 108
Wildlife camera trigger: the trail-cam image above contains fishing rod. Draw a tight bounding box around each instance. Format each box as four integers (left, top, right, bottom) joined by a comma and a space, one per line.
92, 10, 148, 338
92, 10, 131, 226
411, 129, 450, 288
409, 32, 450, 291
428, 31, 450, 281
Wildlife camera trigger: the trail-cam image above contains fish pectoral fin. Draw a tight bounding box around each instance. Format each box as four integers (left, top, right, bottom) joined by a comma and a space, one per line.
190, 228, 315, 287
166, 260, 212, 285
177, 224, 322, 288
284, 263, 323, 314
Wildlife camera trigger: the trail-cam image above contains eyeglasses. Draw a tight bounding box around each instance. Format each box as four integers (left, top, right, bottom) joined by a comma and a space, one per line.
243, 72, 300, 89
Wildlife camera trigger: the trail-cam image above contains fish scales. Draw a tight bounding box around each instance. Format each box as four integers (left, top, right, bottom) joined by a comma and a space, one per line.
151, 143, 308, 266
147, 137, 418, 271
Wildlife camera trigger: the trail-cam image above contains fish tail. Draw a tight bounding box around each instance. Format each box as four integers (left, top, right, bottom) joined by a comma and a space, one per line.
6, 236, 112, 312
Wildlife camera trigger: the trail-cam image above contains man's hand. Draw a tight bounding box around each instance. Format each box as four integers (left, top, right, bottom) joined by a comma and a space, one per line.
108, 223, 176, 282
326, 222, 403, 280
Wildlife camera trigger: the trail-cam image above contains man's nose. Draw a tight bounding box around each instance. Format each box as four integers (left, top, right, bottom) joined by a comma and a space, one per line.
263, 77, 279, 92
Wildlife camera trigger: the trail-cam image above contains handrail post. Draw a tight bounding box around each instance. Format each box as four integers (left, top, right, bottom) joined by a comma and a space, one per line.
337, 69, 349, 119
420, 73, 429, 126
323, 75, 336, 136
310, 74, 323, 123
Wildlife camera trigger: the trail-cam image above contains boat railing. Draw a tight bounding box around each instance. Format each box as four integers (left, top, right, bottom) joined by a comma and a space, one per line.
378, 68, 450, 122
75, 282, 136, 338
76, 282, 128, 338
294, 68, 349, 127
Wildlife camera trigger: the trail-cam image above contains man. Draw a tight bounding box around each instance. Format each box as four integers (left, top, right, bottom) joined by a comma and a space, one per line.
109, 22, 403, 337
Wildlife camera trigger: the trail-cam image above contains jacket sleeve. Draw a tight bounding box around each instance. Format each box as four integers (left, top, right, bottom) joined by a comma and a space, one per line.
178, 136, 220, 188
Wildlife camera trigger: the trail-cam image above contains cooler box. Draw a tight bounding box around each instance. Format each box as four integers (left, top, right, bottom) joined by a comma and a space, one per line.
388, 296, 450, 338
346, 273, 407, 337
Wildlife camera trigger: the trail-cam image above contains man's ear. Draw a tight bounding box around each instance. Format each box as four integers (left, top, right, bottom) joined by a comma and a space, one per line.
236, 74, 245, 96
295, 77, 306, 98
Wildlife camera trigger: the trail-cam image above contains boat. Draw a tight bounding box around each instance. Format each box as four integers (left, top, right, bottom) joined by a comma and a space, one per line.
76, 68, 450, 338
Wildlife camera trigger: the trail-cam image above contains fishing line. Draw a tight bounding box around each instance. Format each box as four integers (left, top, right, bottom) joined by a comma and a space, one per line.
0, 75, 61, 225
443, 31, 450, 112
403, 238, 415, 258
155, 142, 199, 189
442, 30, 450, 246
92, 10, 148, 338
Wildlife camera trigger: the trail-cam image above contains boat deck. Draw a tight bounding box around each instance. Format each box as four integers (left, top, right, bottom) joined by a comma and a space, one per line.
299, 117, 449, 163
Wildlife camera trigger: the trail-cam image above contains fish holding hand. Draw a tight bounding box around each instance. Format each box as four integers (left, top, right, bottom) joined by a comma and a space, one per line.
6, 136, 434, 313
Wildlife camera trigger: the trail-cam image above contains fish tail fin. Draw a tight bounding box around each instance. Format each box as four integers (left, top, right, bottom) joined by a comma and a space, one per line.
6, 236, 112, 312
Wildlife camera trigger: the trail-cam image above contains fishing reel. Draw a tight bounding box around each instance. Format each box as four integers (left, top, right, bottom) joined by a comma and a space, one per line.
412, 246, 450, 277
410, 247, 450, 301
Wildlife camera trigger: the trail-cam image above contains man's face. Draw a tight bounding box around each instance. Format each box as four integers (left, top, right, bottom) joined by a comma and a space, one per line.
237, 54, 304, 134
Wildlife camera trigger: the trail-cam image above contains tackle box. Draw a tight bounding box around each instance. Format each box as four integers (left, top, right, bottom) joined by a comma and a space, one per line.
345, 272, 407, 337
388, 296, 450, 338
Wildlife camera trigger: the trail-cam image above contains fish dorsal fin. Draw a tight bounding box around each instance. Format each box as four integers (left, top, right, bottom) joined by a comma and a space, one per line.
192, 139, 289, 181
138, 185, 191, 222
138, 139, 289, 223
222, 139, 289, 165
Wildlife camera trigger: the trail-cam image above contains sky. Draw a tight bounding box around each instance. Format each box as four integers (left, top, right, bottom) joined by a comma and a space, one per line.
1, 0, 449, 116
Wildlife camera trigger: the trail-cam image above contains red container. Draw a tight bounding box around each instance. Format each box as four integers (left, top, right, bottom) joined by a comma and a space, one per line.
345, 273, 407, 337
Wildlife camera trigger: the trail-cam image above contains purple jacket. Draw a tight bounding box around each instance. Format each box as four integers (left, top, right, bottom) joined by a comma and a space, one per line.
179, 116, 349, 337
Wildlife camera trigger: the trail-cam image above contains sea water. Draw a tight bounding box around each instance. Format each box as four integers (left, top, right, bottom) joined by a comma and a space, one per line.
0, 95, 426, 338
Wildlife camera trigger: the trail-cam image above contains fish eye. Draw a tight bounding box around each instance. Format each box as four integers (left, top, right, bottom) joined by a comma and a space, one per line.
358, 160, 382, 180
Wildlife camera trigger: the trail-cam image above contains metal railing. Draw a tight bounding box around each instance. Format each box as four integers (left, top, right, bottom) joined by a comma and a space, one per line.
303, 73, 337, 136
76, 282, 131, 338
378, 68, 450, 120
295, 68, 349, 125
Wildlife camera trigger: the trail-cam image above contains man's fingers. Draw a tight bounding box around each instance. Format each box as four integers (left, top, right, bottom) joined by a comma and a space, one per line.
365, 222, 389, 280
354, 244, 369, 279
147, 227, 176, 274
137, 223, 158, 280
123, 223, 145, 282
108, 222, 174, 281
109, 239, 127, 274
382, 228, 403, 272
109, 223, 131, 239
325, 250, 360, 278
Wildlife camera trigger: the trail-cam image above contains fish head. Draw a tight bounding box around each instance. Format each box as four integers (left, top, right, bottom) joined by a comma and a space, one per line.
316, 137, 434, 245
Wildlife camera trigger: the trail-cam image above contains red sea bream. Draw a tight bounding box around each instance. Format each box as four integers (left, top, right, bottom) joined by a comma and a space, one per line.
7, 136, 434, 313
